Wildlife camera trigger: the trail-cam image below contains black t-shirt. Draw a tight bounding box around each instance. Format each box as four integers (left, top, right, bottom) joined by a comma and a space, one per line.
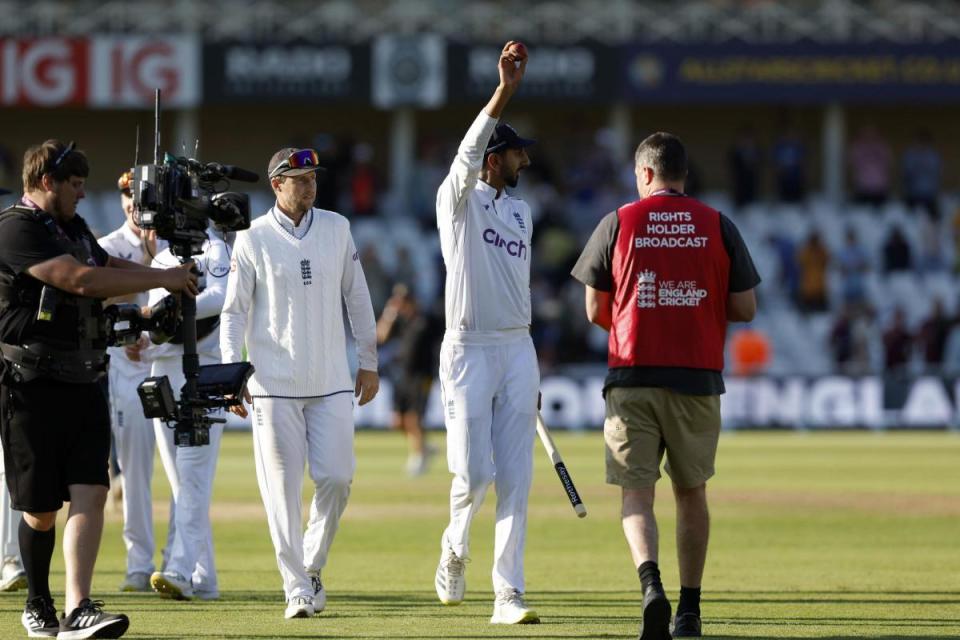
0, 209, 109, 344
571, 208, 761, 395
391, 311, 443, 378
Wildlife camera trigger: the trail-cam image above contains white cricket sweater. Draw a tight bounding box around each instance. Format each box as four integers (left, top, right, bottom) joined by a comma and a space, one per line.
220, 206, 378, 398
436, 110, 533, 338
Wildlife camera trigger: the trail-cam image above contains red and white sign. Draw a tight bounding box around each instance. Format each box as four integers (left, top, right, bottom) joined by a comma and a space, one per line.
0, 35, 199, 108
90, 35, 199, 108
0, 38, 88, 106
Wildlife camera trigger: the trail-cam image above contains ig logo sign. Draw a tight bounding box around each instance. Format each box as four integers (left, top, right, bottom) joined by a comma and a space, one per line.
0, 38, 88, 107
91, 35, 200, 108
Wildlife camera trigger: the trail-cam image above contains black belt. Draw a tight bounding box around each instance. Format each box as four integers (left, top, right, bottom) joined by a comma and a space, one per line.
0, 342, 108, 384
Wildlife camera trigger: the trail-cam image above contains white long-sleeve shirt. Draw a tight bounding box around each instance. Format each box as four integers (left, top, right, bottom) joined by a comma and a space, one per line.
141, 236, 229, 363
220, 206, 377, 398
98, 222, 154, 378
436, 110, 533, 337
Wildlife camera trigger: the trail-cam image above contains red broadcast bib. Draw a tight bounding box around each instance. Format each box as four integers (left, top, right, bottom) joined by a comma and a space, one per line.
609, 193, 730, 371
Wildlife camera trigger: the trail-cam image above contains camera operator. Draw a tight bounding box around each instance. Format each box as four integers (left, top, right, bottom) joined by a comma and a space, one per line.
0, 185, 23, 596
141, 229, 230, 602
0, 140, 198, 639
98, 170, 170, 593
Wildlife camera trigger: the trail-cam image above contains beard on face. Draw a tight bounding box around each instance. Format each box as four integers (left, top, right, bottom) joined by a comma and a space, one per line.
502, 166, 521, 189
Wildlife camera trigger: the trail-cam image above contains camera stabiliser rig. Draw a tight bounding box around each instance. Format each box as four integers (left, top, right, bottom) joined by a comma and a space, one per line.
133, 89, 256, 446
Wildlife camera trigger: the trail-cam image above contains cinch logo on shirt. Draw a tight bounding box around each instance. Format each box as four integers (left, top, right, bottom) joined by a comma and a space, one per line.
482, 228, 527, 260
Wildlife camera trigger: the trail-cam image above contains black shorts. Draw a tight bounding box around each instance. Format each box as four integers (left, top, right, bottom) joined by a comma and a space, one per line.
393, 376, 432, 416
0, 378, 111, 512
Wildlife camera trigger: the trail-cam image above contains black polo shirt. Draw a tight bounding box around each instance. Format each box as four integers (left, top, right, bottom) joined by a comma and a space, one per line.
0, 208, 108, 344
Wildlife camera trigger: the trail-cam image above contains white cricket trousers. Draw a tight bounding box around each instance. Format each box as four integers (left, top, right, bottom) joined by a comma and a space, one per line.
109, 364, 173, 576
0, 442, 18, 559
251, 393, 355, 600
439, 330, 540, 594
151, 355, 223, 592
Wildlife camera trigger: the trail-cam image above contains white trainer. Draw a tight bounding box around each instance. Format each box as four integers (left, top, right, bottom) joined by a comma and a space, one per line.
435, 547, 465, 605
284, 595, 315, 619
490, 589, 540, 624
0, 556, 27, 592
150, 571, 194, 600
309, 572, 326, 612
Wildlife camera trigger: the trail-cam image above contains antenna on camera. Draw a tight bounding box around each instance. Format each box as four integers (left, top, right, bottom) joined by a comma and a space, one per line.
153, 89, 161, 165
134, 125, 140, 167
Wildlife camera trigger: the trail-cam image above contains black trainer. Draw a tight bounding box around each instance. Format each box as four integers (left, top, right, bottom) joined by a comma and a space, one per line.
671, 612, 702, 637
22, 595, 59, 638
638, 583, 672, 640
58, 599, 129, 640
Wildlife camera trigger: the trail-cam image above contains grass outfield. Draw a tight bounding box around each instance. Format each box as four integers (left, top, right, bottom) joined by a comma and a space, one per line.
0, 430, 958, 639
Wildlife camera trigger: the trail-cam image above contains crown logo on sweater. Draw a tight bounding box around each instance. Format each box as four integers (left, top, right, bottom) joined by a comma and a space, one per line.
637, 269, 656, 285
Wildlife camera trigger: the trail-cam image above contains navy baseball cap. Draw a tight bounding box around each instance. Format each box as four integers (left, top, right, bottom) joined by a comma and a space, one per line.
486, 123, 535, 155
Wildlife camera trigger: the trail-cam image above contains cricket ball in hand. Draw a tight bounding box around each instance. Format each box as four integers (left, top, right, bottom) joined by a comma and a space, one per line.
510, 42, 527, 59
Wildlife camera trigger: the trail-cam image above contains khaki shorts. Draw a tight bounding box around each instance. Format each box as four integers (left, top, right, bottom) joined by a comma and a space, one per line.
604, 386, 721, 489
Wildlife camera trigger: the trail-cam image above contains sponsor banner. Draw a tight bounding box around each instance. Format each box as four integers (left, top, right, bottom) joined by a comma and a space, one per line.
90, 35, 200, 108
203, 41, 368, 103
447, 41, 619, 102
1, 38, 89, 106
622, 43, 960, 103
1, 35, 199, 108
340, 373, 960, 430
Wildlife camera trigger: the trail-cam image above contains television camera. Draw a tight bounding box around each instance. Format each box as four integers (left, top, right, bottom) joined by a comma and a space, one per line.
130, 90, 256, 447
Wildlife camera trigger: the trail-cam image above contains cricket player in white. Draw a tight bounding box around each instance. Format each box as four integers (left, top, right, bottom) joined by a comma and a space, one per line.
98, 172, 172, 592
145, 233, 230, 601
221, 147, 379, 619
434, 41, 542, 624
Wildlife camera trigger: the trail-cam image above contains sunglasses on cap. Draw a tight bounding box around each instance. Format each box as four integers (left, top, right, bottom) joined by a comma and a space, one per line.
269, 148, 320, 178
49, 141, 76, 173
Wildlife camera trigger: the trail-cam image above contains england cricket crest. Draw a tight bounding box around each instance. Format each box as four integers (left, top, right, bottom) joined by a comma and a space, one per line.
637, 269, 656, 309
300, 259, 313, 285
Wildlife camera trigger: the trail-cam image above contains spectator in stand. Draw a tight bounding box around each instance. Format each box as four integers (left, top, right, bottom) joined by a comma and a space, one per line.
796, 230, 830, 312
836, 228, 870, 309
830, 306, 855, 369
883, 307, 913, 372
902, 129, 942, 220
830, 304, 875, 375
917, 298, 952, 370
729, 327, 771, 375
767, 232, 799, 304
772, 125, 806, 203
882, 226, 913, 273
848, 125, 893, 208
313, 134, 347, 212
729, 125, 762, 209
349, 143, 378, 217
